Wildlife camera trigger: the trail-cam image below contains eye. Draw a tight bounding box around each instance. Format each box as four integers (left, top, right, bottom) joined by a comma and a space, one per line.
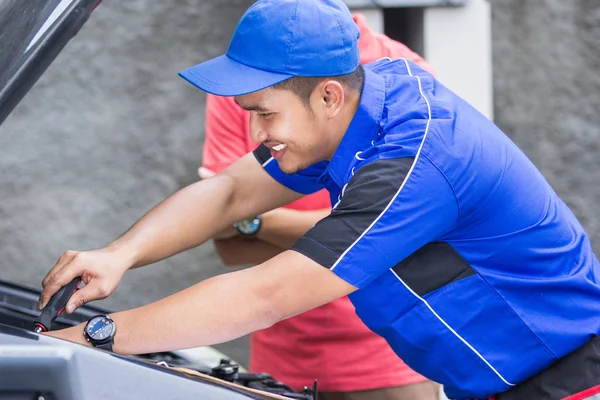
257, 112, 274, 119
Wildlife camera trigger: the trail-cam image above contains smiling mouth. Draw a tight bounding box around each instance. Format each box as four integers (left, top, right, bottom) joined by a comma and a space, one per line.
268, 143, 288, 160
272, 143, 287, 151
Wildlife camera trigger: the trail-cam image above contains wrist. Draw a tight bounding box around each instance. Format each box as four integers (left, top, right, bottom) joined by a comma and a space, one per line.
45, 324, 91, 347
83, 314, 117, 352
254, 209, 278, 240
105, 240, 141, 270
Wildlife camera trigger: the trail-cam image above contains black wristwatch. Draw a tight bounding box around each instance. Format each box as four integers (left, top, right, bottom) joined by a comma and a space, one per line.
234, 215, 262, 237
84, 314, 116, 352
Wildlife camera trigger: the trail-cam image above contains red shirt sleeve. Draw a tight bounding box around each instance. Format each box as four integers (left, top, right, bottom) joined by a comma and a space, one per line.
202, 94, 252, 174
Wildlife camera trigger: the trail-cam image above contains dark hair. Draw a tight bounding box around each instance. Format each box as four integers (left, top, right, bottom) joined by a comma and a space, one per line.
271, 65, 364, 109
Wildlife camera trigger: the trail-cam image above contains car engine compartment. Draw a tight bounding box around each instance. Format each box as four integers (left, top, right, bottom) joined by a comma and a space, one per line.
0, 279, 316, 400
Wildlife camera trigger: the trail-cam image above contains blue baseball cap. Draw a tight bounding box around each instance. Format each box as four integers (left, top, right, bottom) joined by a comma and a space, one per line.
179, 0, 360, 96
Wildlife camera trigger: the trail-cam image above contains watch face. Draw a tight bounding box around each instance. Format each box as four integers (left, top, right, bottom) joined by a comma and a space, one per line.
86, 315, 115, 342
237, 217, 261, 235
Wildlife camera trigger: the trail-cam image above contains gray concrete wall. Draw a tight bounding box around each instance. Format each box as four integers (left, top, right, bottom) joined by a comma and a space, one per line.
492, 0, 600, 252
1, 0, 600, 370
0, 0, 254, 364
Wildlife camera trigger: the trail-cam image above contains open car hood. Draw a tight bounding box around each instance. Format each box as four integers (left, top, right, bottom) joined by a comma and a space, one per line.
0, 0, 101, 125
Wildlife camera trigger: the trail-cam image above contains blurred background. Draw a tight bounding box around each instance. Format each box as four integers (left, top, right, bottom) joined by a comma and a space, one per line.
1, 0, 599, 366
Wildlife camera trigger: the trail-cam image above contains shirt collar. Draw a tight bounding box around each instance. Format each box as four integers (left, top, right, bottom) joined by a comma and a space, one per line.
324, 67, 386, 187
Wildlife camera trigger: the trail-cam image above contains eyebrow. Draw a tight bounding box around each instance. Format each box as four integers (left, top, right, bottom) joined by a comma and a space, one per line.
234, 98, 270, 112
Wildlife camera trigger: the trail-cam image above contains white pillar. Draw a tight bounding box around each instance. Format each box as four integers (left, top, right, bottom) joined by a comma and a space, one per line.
424, 0, 493, 120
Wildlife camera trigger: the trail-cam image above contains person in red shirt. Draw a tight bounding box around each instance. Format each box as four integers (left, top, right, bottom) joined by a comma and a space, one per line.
200, 14, 439, 400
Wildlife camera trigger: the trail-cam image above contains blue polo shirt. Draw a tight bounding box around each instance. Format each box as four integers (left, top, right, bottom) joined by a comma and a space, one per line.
252, 58, 600, 399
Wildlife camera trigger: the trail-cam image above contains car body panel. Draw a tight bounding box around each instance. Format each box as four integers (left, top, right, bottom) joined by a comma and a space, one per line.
0, 322, 260, 400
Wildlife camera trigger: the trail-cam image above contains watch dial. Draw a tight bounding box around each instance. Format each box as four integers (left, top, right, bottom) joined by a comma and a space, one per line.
86, 316, 115, 341
238, 218, 260, 234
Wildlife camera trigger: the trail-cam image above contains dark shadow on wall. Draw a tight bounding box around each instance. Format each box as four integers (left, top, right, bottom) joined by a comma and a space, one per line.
384, 7, 424, 56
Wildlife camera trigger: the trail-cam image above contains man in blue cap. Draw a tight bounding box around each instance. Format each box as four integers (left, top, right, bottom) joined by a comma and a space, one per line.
41, 0, 600, 399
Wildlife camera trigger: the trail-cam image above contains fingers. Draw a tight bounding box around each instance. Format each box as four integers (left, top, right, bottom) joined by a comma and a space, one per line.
39, 250, 82, 309
42, 250, 76, 288
65, 277, 115, 313
65, 284, 96, 314
198, 167, 216, 180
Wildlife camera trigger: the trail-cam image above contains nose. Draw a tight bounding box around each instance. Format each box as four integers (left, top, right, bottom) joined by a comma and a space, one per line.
249, 114, 268, 144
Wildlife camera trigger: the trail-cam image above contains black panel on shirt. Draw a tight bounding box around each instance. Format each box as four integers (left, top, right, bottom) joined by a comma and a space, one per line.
391, 241, 476, 296
292, 157, 415, 268
291, 156, 476, 295
253, 144, 271, 165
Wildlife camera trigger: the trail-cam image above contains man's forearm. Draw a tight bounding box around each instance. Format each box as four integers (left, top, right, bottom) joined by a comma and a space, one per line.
52, 268, 277, 355
257, 208, 330, 249
113, 153, 303, 269
111, 267, 279, 354
214, 237, 284, 266
112, 175, 240, 269
50, 251, 357, 355
213, 208, 330, 267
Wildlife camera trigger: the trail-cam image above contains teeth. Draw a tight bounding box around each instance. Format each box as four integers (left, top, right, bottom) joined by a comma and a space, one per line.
272, 144, 287, 151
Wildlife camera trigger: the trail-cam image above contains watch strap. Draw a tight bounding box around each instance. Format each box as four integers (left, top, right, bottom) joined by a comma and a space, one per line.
95, 340, 113, 352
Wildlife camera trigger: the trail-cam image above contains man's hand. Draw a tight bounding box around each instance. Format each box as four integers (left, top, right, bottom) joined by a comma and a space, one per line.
40, 247, 133, 313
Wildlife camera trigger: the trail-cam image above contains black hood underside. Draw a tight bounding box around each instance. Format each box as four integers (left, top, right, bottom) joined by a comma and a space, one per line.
0, 0, 101, 126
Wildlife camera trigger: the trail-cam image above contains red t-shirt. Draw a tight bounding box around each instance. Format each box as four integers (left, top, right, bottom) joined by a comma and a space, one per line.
203, 14, 435, 392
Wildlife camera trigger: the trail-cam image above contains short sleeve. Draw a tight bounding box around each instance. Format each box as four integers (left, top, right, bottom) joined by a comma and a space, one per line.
203, 94, 252, 173
291, 156, 459, 288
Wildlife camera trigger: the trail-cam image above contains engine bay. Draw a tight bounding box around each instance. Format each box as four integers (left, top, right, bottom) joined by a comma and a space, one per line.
0, 279, 316, 400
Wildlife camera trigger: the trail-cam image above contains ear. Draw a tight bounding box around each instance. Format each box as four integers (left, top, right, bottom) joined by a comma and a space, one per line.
316, 80, 345, 119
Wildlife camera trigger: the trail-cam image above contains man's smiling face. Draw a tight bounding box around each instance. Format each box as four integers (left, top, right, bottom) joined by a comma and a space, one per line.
235, 84, 341, 174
